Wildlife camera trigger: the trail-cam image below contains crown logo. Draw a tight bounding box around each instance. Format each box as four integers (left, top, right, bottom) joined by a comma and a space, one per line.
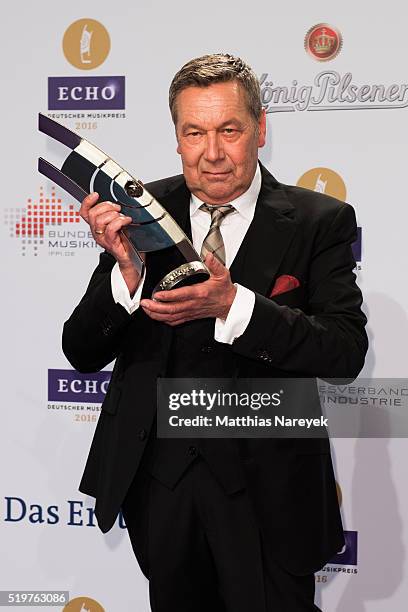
305, 23, 342, 62
313, 28, 335, 55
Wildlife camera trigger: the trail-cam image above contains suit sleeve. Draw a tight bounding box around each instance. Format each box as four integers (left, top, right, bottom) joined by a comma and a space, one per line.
232, 203, 368, 378
62, 251, 144, 372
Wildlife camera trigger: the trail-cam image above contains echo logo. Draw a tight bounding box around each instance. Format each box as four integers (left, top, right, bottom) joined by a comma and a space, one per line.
330, 530, 358, 565
48, 369, 111, 404
48, 76, 125, 110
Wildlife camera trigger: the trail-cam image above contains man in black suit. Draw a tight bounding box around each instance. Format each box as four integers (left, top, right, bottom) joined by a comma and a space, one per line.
62, 54, 368, 611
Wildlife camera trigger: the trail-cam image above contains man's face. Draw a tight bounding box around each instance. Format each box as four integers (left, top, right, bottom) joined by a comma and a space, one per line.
174, 81, 266, 205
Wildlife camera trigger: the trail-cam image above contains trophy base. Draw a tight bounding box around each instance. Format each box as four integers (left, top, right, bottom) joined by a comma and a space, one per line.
152, 261, 210, 296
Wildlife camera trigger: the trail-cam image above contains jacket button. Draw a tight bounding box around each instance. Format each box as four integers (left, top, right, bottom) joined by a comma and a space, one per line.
201, 345, 213, 353
101, 318, 113, 336
188, 445, 198, 456
138, 429, 147, 441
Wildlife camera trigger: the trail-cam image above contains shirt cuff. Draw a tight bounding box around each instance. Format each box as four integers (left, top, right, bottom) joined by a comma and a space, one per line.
214, 284, 256, 344
111, 262, 146, 314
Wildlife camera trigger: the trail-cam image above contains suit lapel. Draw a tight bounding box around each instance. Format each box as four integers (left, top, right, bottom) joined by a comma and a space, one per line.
230, 163, 297, 295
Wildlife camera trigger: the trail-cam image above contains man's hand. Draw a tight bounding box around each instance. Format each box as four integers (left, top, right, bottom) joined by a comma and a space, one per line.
140, 254, 237, 326
80, 192, 145, 295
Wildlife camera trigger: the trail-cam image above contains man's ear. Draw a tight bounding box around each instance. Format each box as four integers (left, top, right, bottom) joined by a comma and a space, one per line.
257, 109, 267, 148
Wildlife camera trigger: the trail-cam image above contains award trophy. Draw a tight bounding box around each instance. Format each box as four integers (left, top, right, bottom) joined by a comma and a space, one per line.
38, 113, 209, 295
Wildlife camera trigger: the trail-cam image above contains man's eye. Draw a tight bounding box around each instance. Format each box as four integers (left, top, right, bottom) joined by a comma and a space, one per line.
188, 131, 201, 137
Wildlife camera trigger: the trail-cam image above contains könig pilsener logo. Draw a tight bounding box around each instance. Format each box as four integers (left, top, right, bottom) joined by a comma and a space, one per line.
305, 23, 343, 62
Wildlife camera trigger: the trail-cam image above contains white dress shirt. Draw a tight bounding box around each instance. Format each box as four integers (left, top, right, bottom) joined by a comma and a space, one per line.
111, 162, 261, 344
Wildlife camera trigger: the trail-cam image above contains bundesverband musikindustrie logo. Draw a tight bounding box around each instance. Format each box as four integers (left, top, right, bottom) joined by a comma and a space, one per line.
4, 186, 101, 257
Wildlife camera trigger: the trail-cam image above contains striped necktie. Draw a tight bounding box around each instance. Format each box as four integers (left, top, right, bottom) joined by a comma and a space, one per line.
199, 203, 236, 265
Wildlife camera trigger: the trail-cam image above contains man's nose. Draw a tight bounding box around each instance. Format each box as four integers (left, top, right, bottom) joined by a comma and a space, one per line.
204, 132, 225, 162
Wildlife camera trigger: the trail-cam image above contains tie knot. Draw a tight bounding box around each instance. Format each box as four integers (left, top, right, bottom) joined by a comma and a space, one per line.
199, 203, 235, 223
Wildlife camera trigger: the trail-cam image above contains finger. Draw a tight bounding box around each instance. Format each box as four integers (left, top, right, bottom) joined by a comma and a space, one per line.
142, 308, 191, 325
167, 318, 189, 326
141, 298, 191, 315
88, 201, 121, 225
91, 209, 122, 234
93, 215, 132, 246
80, 192, 99, 222
103, 214, 133, 241
205, 252, 227, 277
92, 214, 135, 262
142, 308, 173, 322
152, 284, 204, 303
141, 298, 194, 315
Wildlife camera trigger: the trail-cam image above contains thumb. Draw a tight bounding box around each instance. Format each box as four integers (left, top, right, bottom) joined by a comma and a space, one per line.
205, 252, 226, 277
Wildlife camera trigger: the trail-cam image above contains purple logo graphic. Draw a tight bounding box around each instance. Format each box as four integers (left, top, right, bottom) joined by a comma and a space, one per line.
330, 530, 358, 565
48, 76, 125, 110
48, 369, 111, 403
352, 227, 362, 262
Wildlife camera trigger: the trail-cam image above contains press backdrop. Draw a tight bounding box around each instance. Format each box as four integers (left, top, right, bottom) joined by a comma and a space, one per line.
2, 1, 408, 610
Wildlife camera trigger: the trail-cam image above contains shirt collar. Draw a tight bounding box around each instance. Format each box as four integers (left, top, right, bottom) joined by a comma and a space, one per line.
190, 161, 262, 221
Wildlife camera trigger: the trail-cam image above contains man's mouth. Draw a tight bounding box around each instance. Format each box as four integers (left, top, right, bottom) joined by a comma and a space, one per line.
203, 171, 231, 178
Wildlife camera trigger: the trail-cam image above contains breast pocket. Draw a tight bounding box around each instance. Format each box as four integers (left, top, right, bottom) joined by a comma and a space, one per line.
269, 285, 306, 309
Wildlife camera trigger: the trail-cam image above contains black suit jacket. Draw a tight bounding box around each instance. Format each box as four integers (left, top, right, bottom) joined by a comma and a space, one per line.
62, 163, 368, 575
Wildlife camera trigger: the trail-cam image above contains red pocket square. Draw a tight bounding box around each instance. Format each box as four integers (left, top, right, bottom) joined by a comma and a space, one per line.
270, 275, 300, 297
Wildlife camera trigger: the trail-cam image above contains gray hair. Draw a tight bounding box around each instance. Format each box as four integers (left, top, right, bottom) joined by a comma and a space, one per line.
169, 53, 262, 125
